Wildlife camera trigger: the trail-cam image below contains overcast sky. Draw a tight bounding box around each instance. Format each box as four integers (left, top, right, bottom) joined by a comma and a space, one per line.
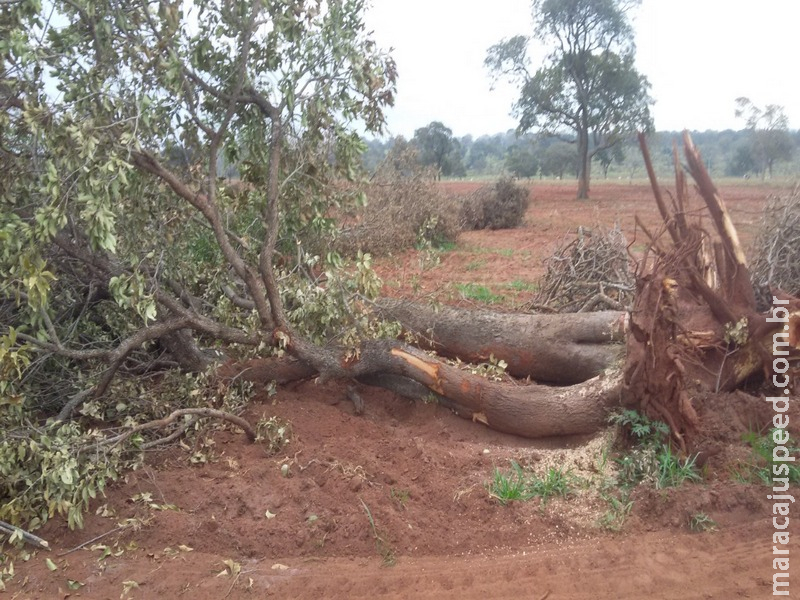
363, 0, 799, 139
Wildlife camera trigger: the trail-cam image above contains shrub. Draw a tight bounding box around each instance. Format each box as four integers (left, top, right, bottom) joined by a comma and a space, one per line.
460, 177, 530, 230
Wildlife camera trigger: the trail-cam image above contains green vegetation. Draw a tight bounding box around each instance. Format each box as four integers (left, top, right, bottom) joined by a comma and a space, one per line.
485, 0, 652, 198
609, 410, 702, 490
1, 0, 396, 534
506, 280, 538, 292
487, 461, 578, 506
732, 428, 800, 486
455, 283, 504, 304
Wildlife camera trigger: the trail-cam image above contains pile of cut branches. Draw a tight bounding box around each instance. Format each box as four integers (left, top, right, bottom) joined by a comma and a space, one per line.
750, 187, 800, 307
529, 225, 634, 313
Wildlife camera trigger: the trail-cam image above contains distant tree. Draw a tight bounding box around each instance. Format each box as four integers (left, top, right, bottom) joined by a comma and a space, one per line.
411, 122, 465, 179
505, 142, 540, 178
486, 0, 653, 199
594, 144, 625, 178
465, 134, 507, 173
735, 98, 794, 178
726, 142, 758, 177
362, 138, 392, 173
541, 141, 577, 179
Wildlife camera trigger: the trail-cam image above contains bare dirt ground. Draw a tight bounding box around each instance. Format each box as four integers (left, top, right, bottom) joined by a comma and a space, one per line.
5, 180, 799, 599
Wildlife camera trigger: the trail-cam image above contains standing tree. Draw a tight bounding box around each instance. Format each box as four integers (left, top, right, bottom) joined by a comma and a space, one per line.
411, 121, 465, 179
485, 0, 653, 199
541, 141, 577, 179
505, 138, 540, 178
735, 98, 795, 178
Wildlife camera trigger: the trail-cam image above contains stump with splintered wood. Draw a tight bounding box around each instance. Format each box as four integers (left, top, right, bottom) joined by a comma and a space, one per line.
622, 132, 799, 450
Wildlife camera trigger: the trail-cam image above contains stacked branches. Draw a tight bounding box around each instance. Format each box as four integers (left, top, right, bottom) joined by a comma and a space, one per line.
530, 226, 634, 313
750, 188, 800, 306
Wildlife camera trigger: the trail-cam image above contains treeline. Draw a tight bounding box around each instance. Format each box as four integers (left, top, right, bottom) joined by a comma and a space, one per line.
363, 125, 800, 181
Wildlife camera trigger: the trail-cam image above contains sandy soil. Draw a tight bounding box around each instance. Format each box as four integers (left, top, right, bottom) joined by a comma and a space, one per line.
4, 180, 798, 600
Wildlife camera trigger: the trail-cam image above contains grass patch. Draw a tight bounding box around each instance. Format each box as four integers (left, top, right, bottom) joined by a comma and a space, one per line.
506, 279, 538, 292
487, 461, 578, 506
455, 283, 503, 304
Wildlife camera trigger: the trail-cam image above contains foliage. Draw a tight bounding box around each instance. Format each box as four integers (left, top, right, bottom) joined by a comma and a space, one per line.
505, 141, 540, 178
255, 416, 292, 456
0, 0, 397, 531
487, 461, 533, 504
411, 121, 466, 179
455, 283, 504, 305
540, 141, 578, 178
460, 178, 530, 230
0, 420, 141, 530
609, 410, 701, 489
486, 0, 652, 197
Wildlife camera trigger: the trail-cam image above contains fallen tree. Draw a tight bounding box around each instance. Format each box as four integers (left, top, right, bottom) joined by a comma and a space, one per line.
5, 5, 800, 539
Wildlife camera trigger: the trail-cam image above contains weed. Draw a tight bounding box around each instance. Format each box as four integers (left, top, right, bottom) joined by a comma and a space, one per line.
390, 488, 411, 510
359, 499, 395, 566
688, 512, 718, 533
653, 446, 702, 489
736, 428, 800, 485
465, 259, 487, 271
609, 409, 701, 489
455, 283, 503, 304
487, 461, 532, 505
598, 489, 633, 532
528, 467, 578, 505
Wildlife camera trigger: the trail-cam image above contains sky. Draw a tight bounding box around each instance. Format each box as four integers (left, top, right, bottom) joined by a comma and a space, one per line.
363, 0, 800, 139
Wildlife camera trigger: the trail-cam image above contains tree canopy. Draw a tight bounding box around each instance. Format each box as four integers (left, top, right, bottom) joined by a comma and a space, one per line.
734, 98, 794, 178
485, 0, 653, 198
410, 121, 466, 179
1, 0, 398, 528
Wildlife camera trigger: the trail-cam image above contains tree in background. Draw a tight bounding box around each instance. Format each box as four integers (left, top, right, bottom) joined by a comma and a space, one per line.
594, 144, 625, 178
411, 121, 465, 179
505, 139, 540, 178
486, 0, 652, 198
541, 141, 578, 179
735, 98, 794, 179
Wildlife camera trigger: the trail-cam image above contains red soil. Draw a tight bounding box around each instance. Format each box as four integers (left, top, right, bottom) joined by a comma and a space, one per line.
5, 181, 798, 600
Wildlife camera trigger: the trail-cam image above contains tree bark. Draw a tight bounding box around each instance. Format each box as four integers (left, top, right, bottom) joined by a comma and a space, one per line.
376, 299, 627, 384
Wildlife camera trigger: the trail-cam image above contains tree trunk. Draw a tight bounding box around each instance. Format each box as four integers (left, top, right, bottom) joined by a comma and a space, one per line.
377, 299, 626, 384
577, 126, 590, 199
